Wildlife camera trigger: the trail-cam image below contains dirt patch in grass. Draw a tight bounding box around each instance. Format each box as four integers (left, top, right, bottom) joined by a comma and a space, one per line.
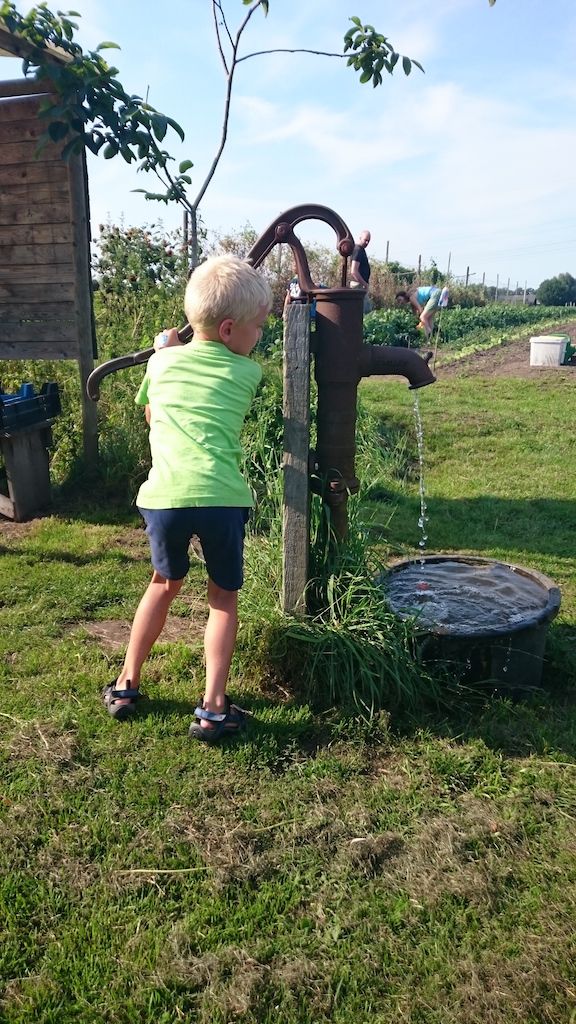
0, 517, 36, 541
79, 612, 206, 650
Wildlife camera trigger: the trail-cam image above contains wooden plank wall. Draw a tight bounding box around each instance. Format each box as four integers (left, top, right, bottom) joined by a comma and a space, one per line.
0, 77, 98, 463
0, 85, 79, 360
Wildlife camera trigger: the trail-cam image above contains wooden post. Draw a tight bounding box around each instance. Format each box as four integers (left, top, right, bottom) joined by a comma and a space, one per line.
0, 423, 53, 520
282, 302, 310, 615
68, 151, 98, 467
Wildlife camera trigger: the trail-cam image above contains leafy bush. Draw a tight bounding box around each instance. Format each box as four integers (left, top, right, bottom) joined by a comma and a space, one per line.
362, 302, 576, 351
92, 222, 189, 349
363, 308, 420, 347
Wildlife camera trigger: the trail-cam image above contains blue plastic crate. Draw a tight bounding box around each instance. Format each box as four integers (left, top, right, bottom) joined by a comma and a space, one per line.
0, 382, 61, 434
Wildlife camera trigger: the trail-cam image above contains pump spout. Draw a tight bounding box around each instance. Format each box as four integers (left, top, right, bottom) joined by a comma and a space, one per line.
358, 344, 437, 389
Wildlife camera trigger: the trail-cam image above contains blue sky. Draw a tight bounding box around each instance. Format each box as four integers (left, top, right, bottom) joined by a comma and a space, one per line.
4, 0, 576, 288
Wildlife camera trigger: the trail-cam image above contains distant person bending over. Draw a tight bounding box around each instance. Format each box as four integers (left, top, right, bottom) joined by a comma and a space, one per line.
349, 229, 372, 314
101, 254, 272, 743
395, 284, 449, 338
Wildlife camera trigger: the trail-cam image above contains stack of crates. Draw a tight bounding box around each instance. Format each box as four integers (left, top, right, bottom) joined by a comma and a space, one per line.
0, 382, 61, 434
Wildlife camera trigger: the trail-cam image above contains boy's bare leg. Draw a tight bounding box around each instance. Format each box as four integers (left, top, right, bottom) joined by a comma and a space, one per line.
112, 571, 184, 705
201, 579, 238, 729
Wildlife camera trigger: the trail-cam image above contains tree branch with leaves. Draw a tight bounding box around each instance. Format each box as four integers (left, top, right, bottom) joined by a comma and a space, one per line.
0, 1, 496, 266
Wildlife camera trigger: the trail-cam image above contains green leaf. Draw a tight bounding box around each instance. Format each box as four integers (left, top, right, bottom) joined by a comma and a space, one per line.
151, 113, 167, 141
349, 16, 362, 27
60, 136, 83, 159
165, 116, 185, 142
359, 69, 372, 84
402, 56, 411, 75
96, 41, 121, 51
178, 159, 193, 173
103, 142, 118, 159
84, 134, 104, 154
47, 120, 69, 141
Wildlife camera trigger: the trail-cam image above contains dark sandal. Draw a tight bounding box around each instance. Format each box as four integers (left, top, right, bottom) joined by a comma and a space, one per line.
102, 682, 145, 721
188, 696, 247, 743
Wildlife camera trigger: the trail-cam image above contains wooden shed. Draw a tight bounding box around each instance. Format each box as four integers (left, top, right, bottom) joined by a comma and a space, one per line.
0, 23, 97, 463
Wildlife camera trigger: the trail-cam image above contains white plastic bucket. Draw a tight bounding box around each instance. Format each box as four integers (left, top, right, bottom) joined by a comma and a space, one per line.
529, 335, 568, 367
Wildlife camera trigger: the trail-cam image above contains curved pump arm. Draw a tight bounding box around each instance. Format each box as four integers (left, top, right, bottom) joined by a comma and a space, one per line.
245, 203, 354, 291
86, 204, 354, 400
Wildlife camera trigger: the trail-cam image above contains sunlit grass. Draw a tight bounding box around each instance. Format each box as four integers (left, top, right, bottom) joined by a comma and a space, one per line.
1, 316, 576, 1022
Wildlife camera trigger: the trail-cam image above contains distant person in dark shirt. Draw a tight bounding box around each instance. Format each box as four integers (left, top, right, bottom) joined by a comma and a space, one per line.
349, 229, 372, 314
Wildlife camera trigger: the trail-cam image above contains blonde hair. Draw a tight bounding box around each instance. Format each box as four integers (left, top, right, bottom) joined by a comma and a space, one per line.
184, 255, 272, 332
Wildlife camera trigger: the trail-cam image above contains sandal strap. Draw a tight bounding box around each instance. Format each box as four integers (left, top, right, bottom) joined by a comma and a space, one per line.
108, 686, 141, 700
194, 705, 227, 723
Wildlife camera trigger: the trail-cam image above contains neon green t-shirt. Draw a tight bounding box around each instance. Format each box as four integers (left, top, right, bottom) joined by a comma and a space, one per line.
135, 340, 262, 509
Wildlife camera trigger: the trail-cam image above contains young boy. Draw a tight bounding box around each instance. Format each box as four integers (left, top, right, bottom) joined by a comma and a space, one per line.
101, 255, 272, 742
395, 284, 449, 337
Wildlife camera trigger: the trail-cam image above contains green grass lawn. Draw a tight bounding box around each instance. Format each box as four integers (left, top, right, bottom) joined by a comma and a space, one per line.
1, 369, 575, 1023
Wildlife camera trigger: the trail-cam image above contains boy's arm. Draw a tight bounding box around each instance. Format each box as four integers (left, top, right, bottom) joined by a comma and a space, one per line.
154, 327, 182, 350
145, 404, 151, 425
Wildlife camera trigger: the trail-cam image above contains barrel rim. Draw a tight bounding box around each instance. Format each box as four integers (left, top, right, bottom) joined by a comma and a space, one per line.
383, 554, 561, 639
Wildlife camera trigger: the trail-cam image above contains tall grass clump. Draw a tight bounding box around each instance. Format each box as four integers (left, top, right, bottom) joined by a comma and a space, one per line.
239, 387, 441, 717
242, 362, 284, 532
244, 507, 441, 717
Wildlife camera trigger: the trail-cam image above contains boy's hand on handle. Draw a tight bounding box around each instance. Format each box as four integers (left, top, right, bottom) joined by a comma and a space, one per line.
154, 327, 181, 351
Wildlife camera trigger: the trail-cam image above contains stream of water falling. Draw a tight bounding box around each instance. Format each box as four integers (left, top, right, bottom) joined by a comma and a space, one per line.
412, 391, 428, 564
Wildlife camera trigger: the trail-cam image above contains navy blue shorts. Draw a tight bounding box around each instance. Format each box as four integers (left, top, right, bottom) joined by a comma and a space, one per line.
138, 506, 249, 591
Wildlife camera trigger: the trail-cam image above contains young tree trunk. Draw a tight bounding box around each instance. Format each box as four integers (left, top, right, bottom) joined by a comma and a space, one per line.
190, 207, 200, 270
